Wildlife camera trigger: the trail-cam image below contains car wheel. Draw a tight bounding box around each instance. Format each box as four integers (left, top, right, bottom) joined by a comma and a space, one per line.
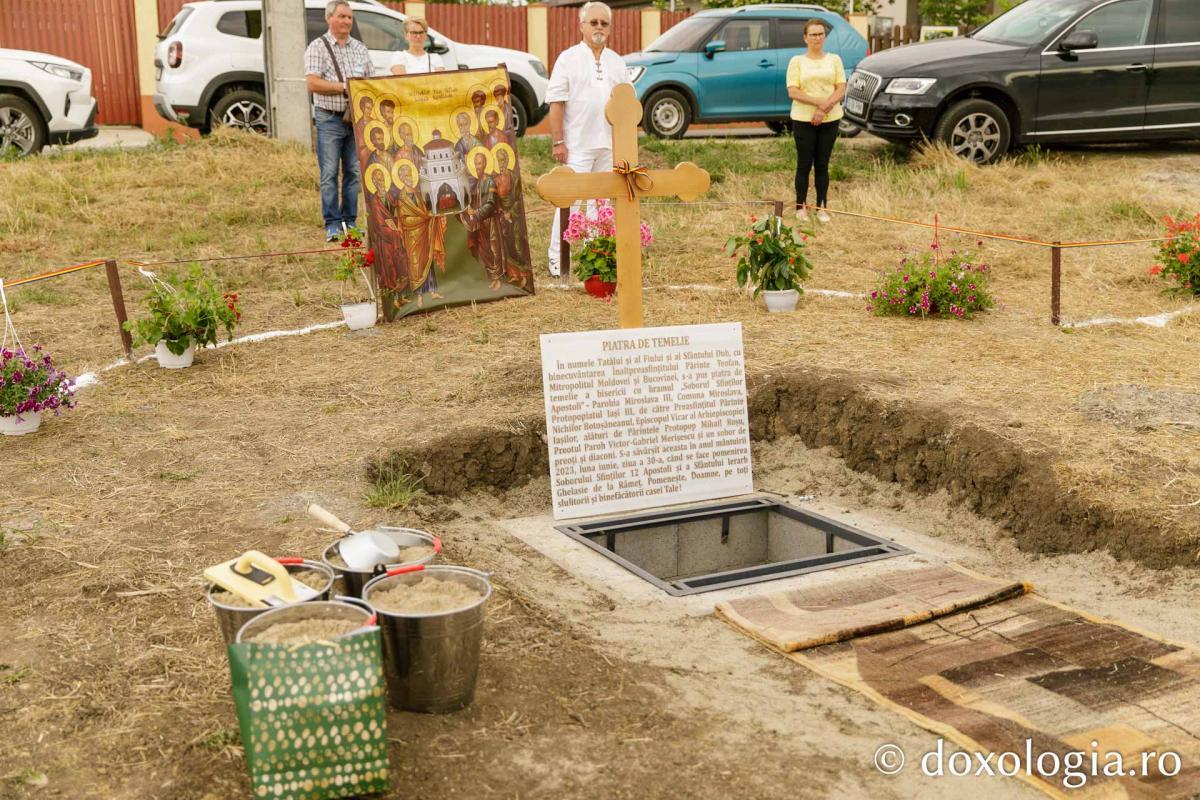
643, 90, 691, 139
838, 118, 862, 138
765, 120, 789, 136
211, 89, 269, 134
933, 99, 1011, 165
0, 93, 46, 157
509, 93, 529, 138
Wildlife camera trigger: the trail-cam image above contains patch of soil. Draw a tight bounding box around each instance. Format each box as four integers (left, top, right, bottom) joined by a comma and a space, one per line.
1077, 384, 1200, 431
367, 575, 483, 614
246, 618, 361, 645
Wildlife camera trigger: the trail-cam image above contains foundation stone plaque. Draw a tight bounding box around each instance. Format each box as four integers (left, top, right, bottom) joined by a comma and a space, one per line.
540, 322, 752, 520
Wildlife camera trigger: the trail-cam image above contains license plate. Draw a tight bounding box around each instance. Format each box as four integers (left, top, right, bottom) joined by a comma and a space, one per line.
845, 97, 864, 116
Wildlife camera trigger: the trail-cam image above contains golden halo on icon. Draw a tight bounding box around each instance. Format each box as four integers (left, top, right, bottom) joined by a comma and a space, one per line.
465, 145, 495, 178
391, 115, 420, 148
355, 93, 377, 120
490, 142, 515, 170
450, 106, 480, 137
373, 92, 401, 121
478, 103, 505, 132
392, 158, 419, 188
363, 121, 391, 153
364, 162, 391, 195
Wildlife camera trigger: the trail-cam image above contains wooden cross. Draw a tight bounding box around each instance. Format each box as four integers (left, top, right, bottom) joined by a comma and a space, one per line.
535, 84, 710, 328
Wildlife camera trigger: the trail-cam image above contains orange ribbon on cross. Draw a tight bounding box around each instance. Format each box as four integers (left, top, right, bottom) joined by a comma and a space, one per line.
612, 160, 653, 202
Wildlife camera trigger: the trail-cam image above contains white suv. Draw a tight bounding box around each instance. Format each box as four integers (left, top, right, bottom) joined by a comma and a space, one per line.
0, 48, 99, 156
154, 0, 550, 137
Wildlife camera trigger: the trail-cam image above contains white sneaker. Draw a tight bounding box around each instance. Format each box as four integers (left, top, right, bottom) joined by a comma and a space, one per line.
548, 260, 561, 278
795, 206, 811, 223
816, 209, 832, 224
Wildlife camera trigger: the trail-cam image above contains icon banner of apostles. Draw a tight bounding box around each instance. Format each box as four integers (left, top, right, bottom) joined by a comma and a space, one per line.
349, 67, 534, 320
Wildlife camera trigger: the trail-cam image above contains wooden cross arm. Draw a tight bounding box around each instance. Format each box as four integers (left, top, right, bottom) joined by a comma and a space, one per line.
535, 162, 711, 208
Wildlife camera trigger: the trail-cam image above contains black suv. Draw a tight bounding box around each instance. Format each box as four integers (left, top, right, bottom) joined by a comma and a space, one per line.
843, 0, 1200, 163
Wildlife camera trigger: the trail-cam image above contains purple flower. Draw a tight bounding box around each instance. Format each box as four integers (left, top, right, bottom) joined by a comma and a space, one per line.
11, 370, 22, 383
870, 291, 878, 299
902, 274, 910, 283
46, 396, 59, 409
929, 271, 937, 279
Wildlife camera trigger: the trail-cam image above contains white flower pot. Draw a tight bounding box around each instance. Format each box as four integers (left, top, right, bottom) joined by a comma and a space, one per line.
155, 340, 196, 369
0, 411, 42, 436
341, 301, 377, 330
763, 289, 800, 313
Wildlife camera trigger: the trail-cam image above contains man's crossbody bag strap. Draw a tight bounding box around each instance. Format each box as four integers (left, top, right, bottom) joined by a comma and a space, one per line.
320, 35, 354, 124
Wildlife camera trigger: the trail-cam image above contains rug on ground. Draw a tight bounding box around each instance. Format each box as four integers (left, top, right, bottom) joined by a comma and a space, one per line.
716, 564, 1200, 799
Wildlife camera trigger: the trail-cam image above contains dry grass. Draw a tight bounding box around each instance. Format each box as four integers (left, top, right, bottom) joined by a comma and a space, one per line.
1, 129, 1199, 797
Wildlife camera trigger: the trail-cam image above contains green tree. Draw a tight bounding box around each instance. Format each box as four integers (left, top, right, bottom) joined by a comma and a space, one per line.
917, 0, 991, 25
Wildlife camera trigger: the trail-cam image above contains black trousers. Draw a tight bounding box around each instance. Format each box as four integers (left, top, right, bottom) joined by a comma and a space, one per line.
793, 119, 839, 208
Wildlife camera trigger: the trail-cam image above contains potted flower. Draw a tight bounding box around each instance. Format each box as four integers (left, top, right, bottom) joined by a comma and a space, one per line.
868, 242, 995, 319
1148, 213, 1199, 295
565, 200, 653, 299
0, 344, 76, 436
334, 226, 377, 329
726, 215, 813, 313
124, 264, 241, 368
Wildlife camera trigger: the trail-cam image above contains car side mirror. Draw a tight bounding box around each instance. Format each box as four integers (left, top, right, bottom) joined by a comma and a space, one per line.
427, 35, 450, 55
704, 40, 725, 59
1059, 31, 1098, 52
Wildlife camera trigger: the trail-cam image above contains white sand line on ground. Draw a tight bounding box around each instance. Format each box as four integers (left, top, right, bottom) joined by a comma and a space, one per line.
541, 283, 865, 298
1063, 305, 1199, 330
74, 319, 347, 389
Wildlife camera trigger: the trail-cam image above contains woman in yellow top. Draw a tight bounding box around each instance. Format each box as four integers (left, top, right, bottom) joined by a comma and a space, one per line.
785, 19, 846, 224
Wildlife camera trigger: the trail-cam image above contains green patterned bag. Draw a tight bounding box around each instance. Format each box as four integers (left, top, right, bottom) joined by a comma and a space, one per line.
228, 629, 390, 800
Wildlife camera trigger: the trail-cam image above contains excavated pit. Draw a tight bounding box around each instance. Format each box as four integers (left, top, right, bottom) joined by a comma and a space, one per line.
370, 371, 1198, 571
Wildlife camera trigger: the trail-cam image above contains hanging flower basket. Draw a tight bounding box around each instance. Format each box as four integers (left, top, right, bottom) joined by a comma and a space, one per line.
1, 280, 77, 435
125, 264, 241, 368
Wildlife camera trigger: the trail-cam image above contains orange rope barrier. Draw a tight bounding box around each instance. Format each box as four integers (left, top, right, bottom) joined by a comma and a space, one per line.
127, 246, 353, 268
816, 207, 1171, 249
4, 259, 107, 288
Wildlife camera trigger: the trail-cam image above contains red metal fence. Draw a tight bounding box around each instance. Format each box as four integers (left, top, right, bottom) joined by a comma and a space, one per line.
869, 23, 971, 52
158, 0, 189, 32
0, 0, 141, 125
422, 4, 528, 53
0, 3, 698, 128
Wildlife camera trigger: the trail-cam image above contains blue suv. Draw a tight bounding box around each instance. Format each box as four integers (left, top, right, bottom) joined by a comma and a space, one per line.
626, 4, 868, 138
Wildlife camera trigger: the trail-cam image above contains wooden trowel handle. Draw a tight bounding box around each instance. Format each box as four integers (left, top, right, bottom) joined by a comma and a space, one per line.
308, 504, 353, 534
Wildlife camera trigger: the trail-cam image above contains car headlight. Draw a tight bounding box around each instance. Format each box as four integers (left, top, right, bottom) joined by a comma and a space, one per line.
530, 59, 548, 79
885, 77, 936, 95
627, 66, 645, 83
30, 61, 84, 82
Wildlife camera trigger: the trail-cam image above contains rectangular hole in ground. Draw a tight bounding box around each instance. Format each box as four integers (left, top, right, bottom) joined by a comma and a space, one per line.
556, 498, 913, 596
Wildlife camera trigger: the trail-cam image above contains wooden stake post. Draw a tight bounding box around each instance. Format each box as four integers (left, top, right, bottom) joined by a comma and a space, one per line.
536, 84, 710, 328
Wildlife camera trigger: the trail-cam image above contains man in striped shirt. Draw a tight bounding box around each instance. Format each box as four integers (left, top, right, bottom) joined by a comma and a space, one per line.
305, 0, 375, 241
